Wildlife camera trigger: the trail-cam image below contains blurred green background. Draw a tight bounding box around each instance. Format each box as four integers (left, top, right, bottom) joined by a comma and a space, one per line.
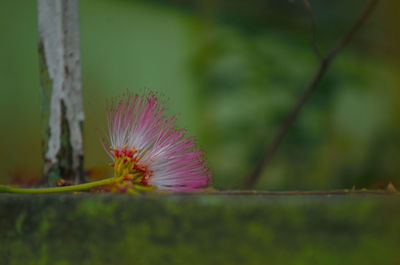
0, 0, 399, 190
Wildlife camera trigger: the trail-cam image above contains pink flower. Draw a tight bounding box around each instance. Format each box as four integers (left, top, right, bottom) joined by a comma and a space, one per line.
104, 91, 211, 191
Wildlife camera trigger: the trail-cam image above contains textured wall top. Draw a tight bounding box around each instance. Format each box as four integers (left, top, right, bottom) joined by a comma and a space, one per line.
0, 194, 399, 265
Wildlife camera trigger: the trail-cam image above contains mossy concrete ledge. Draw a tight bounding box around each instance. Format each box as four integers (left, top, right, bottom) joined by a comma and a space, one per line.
0, 193, 399, 265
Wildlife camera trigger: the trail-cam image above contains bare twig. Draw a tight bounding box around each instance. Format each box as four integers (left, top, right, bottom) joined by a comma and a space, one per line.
303, 0, 322, 59
243, 0, 380, 188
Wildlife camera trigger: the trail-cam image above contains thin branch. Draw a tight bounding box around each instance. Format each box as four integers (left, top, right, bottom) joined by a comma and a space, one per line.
243, 0, 380, 188
303, 0, 322, 59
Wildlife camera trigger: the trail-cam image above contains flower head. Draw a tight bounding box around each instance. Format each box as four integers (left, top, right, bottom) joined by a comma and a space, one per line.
105, 91, 211, 191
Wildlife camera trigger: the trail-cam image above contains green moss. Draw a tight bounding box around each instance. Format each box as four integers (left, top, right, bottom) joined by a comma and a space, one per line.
0, 194, 399, 265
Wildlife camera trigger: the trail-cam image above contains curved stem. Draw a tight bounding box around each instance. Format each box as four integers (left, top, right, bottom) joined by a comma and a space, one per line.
0, 176, 123, 194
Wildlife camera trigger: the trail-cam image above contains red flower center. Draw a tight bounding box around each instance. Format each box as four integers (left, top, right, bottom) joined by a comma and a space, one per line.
111, 147, 153, 189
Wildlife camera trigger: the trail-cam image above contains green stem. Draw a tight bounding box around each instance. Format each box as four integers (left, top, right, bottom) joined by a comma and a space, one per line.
0, 176, 123, 194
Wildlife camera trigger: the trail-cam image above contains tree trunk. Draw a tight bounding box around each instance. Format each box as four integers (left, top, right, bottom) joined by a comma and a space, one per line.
38, 0, 84, 185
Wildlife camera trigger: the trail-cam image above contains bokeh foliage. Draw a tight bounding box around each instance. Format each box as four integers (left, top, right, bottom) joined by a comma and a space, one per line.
0, 0, 399, 189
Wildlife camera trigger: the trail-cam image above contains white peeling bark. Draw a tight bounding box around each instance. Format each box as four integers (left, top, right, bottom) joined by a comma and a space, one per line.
38, 0, 84, 185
